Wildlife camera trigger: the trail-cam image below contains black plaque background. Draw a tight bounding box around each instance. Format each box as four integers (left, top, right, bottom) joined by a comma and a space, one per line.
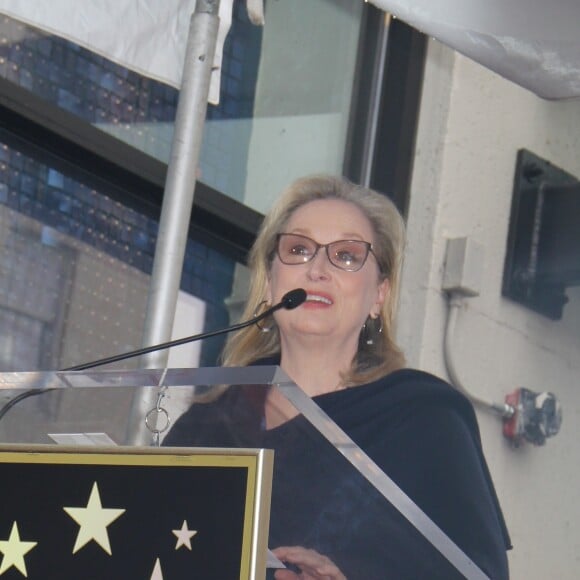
0, 458, 249, 579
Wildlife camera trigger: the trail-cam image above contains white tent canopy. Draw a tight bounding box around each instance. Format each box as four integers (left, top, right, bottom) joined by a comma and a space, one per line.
0, 0, 235, 104
0, 0, 578, 100
369, 0, 580, 100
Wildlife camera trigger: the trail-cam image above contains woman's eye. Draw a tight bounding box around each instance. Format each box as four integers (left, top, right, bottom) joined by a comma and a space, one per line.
336, 251, 357, 263
289, 245, 310, 256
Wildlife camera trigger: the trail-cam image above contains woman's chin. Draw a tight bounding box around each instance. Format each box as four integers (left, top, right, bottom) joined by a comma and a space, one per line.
283, 324, 353, 345
283, 325, 335, 340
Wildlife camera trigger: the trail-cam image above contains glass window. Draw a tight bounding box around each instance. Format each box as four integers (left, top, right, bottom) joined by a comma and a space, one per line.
238, 0, 363, 212
0, 132, 234, 371
0, 1, 369, 371
0, 0, 364, 214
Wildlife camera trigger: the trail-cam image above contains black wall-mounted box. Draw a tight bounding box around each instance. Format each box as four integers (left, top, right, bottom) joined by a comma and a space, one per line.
503, 149, 580, 320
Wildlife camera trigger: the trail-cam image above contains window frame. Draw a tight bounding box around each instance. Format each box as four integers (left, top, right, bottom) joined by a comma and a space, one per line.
344, 6, 427, 218
0, 76, 262, 265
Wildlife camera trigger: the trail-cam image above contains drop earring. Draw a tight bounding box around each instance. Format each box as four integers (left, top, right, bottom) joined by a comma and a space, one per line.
362, 315, 383, 345
253, 300, 276, 332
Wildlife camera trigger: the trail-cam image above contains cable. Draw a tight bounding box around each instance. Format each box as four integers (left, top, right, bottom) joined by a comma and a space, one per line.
0, 388, 57, 422
444, 293, 514, 418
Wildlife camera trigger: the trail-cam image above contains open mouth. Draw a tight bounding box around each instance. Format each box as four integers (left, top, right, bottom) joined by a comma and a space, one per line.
305, 293, 333, 305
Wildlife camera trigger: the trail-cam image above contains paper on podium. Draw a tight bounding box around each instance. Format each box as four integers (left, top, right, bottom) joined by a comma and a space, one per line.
48, 432, 117, 446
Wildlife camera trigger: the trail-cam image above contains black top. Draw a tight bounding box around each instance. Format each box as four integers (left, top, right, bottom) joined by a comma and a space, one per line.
164, 364, 511, 579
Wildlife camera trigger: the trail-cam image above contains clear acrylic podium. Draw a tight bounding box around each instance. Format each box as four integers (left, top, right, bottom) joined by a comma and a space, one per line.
0, 367, 486, 580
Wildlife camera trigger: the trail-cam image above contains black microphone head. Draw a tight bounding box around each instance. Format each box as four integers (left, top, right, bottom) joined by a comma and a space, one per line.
281, 288, 307, 310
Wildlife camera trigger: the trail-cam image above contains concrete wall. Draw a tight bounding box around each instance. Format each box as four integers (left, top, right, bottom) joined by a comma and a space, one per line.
398, 39, 580, 579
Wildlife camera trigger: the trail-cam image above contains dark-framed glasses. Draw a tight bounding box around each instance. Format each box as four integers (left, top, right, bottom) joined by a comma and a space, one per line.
276, 233, 375, 272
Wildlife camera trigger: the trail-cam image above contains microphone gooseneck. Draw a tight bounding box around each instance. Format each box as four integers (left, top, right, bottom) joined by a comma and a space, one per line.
0, 288, 307, 422
62, 288, 306, 371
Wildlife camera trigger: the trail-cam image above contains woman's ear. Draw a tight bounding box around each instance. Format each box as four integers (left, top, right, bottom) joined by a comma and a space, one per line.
372, 278, 390, 318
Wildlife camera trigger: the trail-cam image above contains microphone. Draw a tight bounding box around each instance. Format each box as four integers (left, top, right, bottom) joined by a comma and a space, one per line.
62, 288, 307, 371
0, 288, 306, 423
278, 287, 307, 310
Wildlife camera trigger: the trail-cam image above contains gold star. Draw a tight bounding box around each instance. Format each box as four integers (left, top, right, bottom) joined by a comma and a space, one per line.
0, 521, 37, 577
172, 520, 197, 550
63, 481, 125, 555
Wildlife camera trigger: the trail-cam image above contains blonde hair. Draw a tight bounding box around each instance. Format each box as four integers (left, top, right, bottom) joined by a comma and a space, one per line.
222, 175, 406, 385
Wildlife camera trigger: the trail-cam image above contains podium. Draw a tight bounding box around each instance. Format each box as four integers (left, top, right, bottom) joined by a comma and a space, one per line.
0, 367, 487, 579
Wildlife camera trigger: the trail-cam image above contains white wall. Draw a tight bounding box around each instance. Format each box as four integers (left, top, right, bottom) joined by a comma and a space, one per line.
398, 39, 580, 579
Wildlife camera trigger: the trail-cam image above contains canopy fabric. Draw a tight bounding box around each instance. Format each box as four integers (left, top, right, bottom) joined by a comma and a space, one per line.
0, 0, 238, 104
0, 0, 577, 101
369, 0, 580, 100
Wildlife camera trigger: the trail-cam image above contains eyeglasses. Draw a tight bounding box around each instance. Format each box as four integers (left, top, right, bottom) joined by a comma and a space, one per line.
276, 233, 376, 272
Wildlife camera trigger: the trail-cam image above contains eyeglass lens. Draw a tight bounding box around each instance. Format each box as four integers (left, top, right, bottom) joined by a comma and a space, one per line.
277, 234, 371, 271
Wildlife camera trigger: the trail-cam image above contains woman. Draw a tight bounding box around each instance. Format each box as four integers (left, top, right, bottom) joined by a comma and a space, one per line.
165, 175, 511, 579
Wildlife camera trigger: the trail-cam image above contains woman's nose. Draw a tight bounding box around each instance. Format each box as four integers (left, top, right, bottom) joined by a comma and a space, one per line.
306, 249, 331, 279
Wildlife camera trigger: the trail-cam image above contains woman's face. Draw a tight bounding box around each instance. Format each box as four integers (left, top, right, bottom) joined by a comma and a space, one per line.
266, 199, 389, 350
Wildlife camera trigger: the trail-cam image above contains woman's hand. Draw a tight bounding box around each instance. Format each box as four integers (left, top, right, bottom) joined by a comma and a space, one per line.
273, 546, 347, 580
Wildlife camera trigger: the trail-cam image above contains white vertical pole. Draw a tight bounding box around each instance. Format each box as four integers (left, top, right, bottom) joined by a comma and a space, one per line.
141, 0, 220, 367
126, 0, 221, 445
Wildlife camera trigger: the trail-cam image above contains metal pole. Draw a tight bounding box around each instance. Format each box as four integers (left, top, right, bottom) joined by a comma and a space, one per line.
126, 0, 221, 445
141, 0, 220, 368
